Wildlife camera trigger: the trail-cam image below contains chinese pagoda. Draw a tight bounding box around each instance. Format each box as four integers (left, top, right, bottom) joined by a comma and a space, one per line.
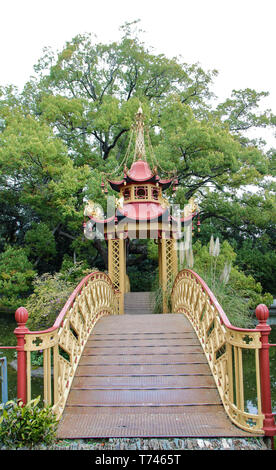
83, 107, 199, 313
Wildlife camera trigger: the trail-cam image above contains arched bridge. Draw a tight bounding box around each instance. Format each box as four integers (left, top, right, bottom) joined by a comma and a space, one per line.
11, 270, 276, 440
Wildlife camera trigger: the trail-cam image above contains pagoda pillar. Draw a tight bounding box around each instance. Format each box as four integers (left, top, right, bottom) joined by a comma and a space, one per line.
160, 234, 178, 313
158, 239, 162, 287
108, 235, 125, 314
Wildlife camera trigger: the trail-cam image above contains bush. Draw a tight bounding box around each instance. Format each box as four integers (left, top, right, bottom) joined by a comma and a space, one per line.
0, 397, 58, 449
151, 275, 173, 313
182, 238, 273, 328
25, 261, 94, 330
59, 257, 91, 283
25, 272, 74, 330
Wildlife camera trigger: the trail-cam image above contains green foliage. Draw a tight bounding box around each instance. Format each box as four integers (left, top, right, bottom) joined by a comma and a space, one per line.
152, 277, 174, 314
25, 272, 73, 330
127, 263, 157, 292
147, 239, 158, 261
0, 22, 275, 301
31, 350, 44, 367
25, 222, 56, 260
214, 88, 273, 136
189, 239, 273, 328
59, 256, 92, 283
0, 245, 36, 309
0, 397, 58, 449
235, 239, 276, 295
152, 285, 163, 314
25, 261, 94, 330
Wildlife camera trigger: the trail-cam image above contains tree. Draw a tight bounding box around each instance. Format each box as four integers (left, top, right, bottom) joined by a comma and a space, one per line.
0, 98, 90, 272
0, 245, 36, 309
0, 20, 275, 301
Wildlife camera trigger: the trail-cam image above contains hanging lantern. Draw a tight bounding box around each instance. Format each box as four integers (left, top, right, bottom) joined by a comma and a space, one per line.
197, 215, 201, 233
101, 181, 105, 193
172, 177, 178, 193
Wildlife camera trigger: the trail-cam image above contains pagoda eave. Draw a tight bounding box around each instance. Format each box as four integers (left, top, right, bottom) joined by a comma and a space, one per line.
116, 202, 168, 221
86, 210, 197, 226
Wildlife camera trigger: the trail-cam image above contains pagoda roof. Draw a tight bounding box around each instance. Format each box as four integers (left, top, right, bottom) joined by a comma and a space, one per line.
86, 204, 197, 225
117, 202, 168, 221
128, 160, 153, 181
108, 160, 173, 192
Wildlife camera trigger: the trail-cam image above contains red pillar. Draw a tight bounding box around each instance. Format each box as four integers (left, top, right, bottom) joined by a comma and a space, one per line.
14, 307, 29, 405
255, 304, 276, 437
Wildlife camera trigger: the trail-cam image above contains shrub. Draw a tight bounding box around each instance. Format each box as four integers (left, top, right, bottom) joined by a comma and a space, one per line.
181, 238, 273, 328
25, 261, 94, 330
151, 276, 173, 313
25, 272, 73, 330
0, 397, 58, 449
59, 257, 91, 283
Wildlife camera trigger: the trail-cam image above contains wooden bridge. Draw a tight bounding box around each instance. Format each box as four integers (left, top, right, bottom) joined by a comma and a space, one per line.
11, 270, 276, 440
57, 312, 256, 439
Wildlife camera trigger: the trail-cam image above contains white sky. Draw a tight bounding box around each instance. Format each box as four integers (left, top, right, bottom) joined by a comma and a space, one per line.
1, 0, 275, 146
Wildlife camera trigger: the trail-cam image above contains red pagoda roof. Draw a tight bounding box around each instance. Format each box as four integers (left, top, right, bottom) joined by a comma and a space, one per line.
108, 160, 174, 192
117, 202, 168, 221
128, 160, 153, 181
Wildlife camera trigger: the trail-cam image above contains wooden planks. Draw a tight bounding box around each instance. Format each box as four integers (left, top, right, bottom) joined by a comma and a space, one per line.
57, 314, 255, 438
124, 292, 155, 314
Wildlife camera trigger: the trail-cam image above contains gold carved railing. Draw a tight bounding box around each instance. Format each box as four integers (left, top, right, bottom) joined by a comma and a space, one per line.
171, 269, 275, 436
15, 272, 119, 419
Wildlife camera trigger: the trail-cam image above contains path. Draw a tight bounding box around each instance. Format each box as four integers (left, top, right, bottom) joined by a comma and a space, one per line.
57, 314, 257, 438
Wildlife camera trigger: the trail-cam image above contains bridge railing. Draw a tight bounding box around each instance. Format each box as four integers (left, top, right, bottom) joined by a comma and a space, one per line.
13, 271, 119, 419
171, 269, 276, 437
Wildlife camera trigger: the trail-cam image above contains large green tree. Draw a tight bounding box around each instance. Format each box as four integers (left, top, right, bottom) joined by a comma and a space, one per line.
0, 21, 275, 298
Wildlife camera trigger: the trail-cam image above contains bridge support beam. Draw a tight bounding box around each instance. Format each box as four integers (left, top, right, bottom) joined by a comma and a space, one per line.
108, 236, 125, 314
159, 235, 178, 313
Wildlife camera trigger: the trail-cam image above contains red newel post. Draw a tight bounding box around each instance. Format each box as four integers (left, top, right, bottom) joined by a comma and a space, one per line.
255, 304, 275, 437
14, 307, 29, 405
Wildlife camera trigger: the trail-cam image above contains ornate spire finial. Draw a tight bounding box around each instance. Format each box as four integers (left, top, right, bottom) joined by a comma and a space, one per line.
134, 106, 146, 161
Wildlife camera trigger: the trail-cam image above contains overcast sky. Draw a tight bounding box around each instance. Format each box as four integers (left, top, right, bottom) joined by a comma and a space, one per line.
1, 0, 275, 145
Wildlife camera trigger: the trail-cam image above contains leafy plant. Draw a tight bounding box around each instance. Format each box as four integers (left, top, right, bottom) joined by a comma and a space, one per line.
0, 396, 58, 449
25, 261, 94, 330
59, 257, 92, 283
179, 238, 273, 328
31, 350, 44, 367
152, 275, 174, 314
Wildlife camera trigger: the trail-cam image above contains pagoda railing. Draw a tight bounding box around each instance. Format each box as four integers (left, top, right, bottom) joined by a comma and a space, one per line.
10, 272, 119, 419
171, 269, 276, 437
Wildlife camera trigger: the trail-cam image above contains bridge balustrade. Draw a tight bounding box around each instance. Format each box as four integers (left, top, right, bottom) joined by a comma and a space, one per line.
14, 272, 119, 419
171, 269, 276, 436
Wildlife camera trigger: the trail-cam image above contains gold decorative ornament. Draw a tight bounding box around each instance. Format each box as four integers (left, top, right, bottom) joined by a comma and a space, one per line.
84, 200, 103, 219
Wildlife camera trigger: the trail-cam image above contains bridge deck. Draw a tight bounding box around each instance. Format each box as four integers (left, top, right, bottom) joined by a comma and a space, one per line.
57, 314, 255, 438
